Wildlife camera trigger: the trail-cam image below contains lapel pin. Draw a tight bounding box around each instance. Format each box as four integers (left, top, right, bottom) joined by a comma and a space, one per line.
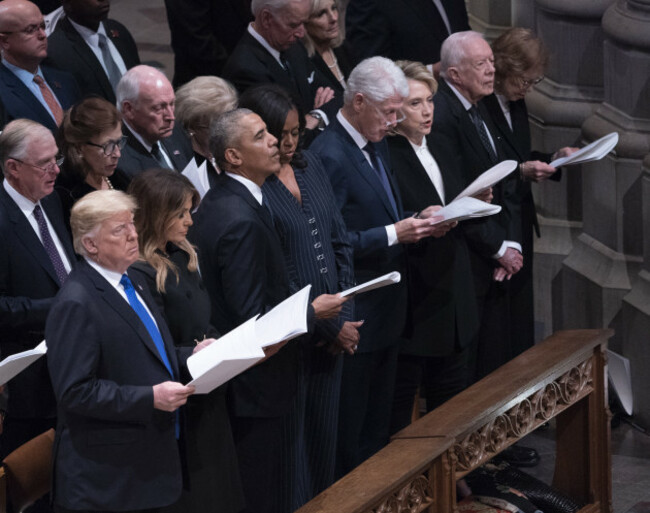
173, 150, 180, 155
53, 81, 61, 89
110, 29, 120, 38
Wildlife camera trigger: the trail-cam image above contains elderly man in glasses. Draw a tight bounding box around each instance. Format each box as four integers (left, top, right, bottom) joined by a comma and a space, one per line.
0, 118, 76, 485
310, 56, 453, 477
0, 0, 80, 133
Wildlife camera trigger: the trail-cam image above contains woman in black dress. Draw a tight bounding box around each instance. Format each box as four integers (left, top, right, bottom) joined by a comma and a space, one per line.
239, 84, 359, 512
55, 97, 129, 226
128, 169, 244, 513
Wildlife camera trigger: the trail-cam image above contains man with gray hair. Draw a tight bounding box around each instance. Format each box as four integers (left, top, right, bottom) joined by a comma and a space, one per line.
115, 64, 193, 182
191, 108, 345, 512
433, 32, 539, 467
311, 56, 453, 476
0, 119, 75, 471
222, 0, 339, 135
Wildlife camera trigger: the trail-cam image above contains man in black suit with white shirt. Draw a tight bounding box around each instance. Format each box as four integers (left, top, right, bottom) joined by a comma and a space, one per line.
0, 119, 76, 461
45, 0, 141, 104
191, 108, 345, 513
115, 65, 193, 183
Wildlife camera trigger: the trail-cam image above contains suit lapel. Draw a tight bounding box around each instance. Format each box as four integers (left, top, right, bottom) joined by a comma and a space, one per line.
0, 64, 57, 131
403, 0, 450, 41
59, 18, 114, 100
222, 175, 276, 233
0, 188, 61, 285
85, 263, 177, 374
332, 120, 400, 222
41, 194, 76, 264
392, 135, 443, 205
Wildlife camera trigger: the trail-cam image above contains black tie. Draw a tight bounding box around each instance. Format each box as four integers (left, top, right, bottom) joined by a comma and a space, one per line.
364, 143, 399, 219
33, 204, 68, 285
151, 142, 173, 170
468, 105, 498, 164
279, 52, 293, 80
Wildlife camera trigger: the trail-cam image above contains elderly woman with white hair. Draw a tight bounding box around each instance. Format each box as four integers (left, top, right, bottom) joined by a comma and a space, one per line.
175, 75, 238, 185
45, 189, 211, 513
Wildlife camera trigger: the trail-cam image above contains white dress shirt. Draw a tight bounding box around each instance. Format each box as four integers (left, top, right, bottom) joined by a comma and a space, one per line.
336, 110, 399, 246
1, 61, 62, 123
123, 121, 174, 169
408, 136, 445, 204
68, 19, 127, 77
225, 172, 264, 205
3, 180, 72, 272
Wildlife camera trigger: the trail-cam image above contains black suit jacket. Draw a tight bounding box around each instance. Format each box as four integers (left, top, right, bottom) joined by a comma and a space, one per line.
189, 174, 297, 418
222, 31, 341, 121
345, 0, 469, 63
309, 43, 356, 96
0, 187, 76, 418
388, 134, 478, 356
482, 94, 559, 239
310, 117, 408, 352
45, 18, 140, 104
116, 123, 194, 183
0, 63, 80, 133
431, 79, 521, 294
46, 261, 190, 511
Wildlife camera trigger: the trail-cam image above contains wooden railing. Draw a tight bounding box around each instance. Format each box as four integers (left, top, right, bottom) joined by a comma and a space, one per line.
297, 329, 613, 513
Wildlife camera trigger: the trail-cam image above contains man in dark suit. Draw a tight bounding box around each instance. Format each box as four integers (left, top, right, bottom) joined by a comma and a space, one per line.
432, 31, 539, 467
190, 108, 344, 513
46, 189, 201, 512
44, 0, 140, 104
115, 65, 193, 182
222, 0, 339, 134
0, 0, 80, 133
310, 57, 452, 477
345, 0, 470, 75
0, 119, 75, 463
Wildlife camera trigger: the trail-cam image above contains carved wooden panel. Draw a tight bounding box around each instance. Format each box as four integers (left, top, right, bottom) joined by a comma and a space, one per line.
454, 358, 594, 474
372, 474, 434, 513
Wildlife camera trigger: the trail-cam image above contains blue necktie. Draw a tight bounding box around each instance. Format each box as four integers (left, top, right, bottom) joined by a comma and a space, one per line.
120, 274, 174, 377
364, 143, 399, 219
120, 274, 179, 438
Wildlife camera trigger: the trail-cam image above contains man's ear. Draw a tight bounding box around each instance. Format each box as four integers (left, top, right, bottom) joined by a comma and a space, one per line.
447, 66, 461, 85
82, 235, 98, 256
224, 147, 242, 167
258, 8, 273, 30
121, 100, 135, 122
352, 92, 365, 114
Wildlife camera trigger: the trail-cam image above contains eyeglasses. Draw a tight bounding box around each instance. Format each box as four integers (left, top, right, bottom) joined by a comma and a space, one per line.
0, 21, 46, 36
85, 136, 128, 156
518, 75, 544, 88
365, 98, 406, 127
10, 156, 64, 174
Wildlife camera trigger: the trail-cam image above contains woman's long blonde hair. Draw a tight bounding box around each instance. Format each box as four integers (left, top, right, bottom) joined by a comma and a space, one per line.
128, 169, 200, 293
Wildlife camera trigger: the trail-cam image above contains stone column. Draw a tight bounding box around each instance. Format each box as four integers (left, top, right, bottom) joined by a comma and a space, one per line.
597, 0, 650, 427
529, 0, 614, 339
466, 0, 512, 41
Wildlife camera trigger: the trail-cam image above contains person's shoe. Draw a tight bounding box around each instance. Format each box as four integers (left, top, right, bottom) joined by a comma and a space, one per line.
498, 445, 540, 467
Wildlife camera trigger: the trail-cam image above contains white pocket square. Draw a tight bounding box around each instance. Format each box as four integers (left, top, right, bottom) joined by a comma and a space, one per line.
307, 71, 315, 84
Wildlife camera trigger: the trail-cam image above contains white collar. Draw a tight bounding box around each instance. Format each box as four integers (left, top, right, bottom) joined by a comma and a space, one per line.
68, 18, 107, 47
226, 172, 264, 205
85, 257, 124, 288
446, 81, 474, 111
248, 23, 282, 66
3, 178, 39, 214
407, 135, 428, 153
124, 120, 155, 153
336, 110, 369, 151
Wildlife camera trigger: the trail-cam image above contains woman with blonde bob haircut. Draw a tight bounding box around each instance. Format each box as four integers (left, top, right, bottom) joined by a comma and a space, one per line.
387, 60, 480, 436
175, 76, 238, 185
128, 169, 244, 513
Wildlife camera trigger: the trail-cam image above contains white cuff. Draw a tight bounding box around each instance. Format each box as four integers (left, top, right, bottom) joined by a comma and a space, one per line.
385, 224, 398, 246
493, 240, 522, 259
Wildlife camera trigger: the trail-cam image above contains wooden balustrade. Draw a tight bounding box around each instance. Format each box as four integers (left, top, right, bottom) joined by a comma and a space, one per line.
297, 329, 613, 513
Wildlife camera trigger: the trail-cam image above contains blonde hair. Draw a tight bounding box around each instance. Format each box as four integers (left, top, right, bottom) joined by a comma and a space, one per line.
395, 60, 438, 94
175, 76, 238, 133
302, 0, 344, 57
128, 169, 200, 293
71, 190, 137, 257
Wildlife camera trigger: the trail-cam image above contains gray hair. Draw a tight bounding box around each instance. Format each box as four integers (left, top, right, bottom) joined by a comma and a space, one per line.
209, 108, 255, 172
0, 119, 52, 176
344, 57, 409, 105
440, 30, 486, 80
251, 0, 295, 17
70, 190, 137, 257
116, 65, 168, 112
175, 76, 238, 132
